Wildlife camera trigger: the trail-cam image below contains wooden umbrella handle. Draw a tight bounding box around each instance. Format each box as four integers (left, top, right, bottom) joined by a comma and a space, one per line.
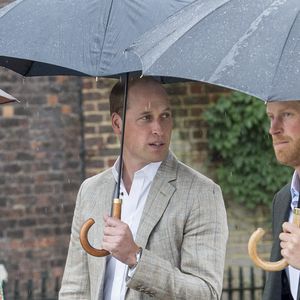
248, 208, 300, 271
248, 228, 288, 271
79, 198, 122, 257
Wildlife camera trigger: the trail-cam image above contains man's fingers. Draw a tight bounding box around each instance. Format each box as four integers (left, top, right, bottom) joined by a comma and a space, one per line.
279, 232, 291, 242
104, 215, 123, 227
103, 226, 121, 236
282, 222, 300, 233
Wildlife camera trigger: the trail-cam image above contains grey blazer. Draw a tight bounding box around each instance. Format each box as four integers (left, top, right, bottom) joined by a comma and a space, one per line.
263, 184, 300, 300
59, 153, 228, 300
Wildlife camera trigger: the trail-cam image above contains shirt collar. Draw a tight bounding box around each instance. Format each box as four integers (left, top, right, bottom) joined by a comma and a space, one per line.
112, 157, 162, 183
291, 171, 300, 196
290, 170, 300, 209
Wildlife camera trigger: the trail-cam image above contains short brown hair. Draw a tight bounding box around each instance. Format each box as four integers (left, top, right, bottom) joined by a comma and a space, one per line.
109, 80, 125, 116
109, 77, 163, 116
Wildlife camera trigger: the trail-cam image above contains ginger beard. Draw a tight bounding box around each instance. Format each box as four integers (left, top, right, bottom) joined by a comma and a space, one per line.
273, 135, 300, 169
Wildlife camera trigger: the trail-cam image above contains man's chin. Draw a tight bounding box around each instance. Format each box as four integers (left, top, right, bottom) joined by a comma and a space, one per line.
149, 152, 168, 163
276, 154, 298, 168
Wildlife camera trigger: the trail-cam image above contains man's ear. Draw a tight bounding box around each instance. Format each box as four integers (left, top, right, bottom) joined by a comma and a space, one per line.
111, 112, 122, 134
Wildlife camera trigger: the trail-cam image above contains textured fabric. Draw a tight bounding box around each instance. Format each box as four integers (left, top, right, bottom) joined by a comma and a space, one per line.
59, 153, 228, 300
104, 161, 161, 299
263, 184, 300, 300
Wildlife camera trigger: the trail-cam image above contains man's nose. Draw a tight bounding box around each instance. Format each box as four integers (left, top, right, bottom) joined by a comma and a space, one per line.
269, 118, 282, 136
152, 121, 163, 136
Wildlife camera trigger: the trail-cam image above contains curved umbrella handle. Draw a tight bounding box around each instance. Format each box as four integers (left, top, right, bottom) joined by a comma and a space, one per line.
248, 208, 300, 271
248, 228, 288, 271
79, 198, 122, 257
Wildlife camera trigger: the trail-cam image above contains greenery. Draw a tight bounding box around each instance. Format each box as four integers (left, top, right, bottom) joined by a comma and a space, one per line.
204, 92, 292, 208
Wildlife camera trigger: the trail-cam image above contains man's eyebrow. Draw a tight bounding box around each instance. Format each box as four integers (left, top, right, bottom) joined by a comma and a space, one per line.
139, 106, 171, 114
161, 106, 172, 113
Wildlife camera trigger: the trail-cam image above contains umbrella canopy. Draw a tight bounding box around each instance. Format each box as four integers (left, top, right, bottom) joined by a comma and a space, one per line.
0, 88, 19, 104
127, 0, 300, 101
0, 0, 196, 196
0, 0, 194, 77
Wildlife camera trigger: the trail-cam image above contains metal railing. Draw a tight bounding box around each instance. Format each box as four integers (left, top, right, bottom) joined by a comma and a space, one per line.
222, 266, 266, 300
2, 266, 266, 300
2, 272, 60, 300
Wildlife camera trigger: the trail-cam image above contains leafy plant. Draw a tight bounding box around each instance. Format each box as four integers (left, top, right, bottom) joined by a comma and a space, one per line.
204, 92, 292, 208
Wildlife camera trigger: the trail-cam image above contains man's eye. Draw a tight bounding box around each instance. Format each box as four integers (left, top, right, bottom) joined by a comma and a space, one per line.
282, 112, 292, 118
162, 112, 171, 119
141, 115, 151, 121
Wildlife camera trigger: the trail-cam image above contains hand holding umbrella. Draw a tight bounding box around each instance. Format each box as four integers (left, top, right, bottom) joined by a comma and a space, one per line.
248, 208, 300, 271
80, 199, 122, 257
80, 75, 129, 257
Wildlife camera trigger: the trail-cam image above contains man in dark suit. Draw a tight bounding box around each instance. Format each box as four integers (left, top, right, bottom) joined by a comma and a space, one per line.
263, 101, 300, 300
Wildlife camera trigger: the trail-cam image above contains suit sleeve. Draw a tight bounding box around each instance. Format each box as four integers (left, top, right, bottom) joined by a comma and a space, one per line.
126, 181, 228, 300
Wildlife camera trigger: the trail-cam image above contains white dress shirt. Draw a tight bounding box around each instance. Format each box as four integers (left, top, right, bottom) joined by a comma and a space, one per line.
103, 159, 161, 300
287, 171, 300, 300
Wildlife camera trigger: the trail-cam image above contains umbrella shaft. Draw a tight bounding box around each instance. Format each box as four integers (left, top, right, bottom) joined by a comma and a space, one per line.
117, 73, 129, 198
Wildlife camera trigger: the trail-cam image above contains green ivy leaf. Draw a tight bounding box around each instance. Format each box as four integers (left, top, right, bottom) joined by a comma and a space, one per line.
203, 92, 292, 208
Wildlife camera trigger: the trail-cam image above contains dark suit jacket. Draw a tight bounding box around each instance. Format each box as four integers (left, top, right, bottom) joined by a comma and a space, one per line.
263, 184, 300, 300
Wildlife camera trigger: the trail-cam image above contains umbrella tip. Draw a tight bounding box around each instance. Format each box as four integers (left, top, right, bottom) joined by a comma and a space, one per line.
0, 88, 20, 105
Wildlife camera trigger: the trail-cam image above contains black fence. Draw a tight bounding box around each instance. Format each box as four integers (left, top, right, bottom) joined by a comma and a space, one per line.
2, 272, 60, 300
222, 266, 266, 300
2, 266, 266, 300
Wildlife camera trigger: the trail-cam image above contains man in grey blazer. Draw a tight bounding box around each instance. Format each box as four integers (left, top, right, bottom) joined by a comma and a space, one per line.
59, 77, 228, 299
263, 101, 300, 300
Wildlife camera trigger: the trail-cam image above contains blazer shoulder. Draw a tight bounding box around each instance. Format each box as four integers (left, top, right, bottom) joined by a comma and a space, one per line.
163, 151, 216, 187
80, 168, 114, 192
177, 160, 217, 187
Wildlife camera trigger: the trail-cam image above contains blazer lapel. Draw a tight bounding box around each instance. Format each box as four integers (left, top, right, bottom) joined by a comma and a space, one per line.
89, 171, 117, 248
273, 186, 291, 261
135, 153, 177, 249
270, 185, 293, 300
91, 171, 117, 300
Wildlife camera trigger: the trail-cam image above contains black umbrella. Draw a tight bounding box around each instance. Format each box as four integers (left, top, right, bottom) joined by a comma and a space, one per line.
128, 0, 300, 102
0, 0, 194, 77
0, 0, 196, 257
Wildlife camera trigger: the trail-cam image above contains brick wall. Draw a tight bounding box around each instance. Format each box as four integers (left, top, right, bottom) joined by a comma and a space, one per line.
0, 68, 83, 298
